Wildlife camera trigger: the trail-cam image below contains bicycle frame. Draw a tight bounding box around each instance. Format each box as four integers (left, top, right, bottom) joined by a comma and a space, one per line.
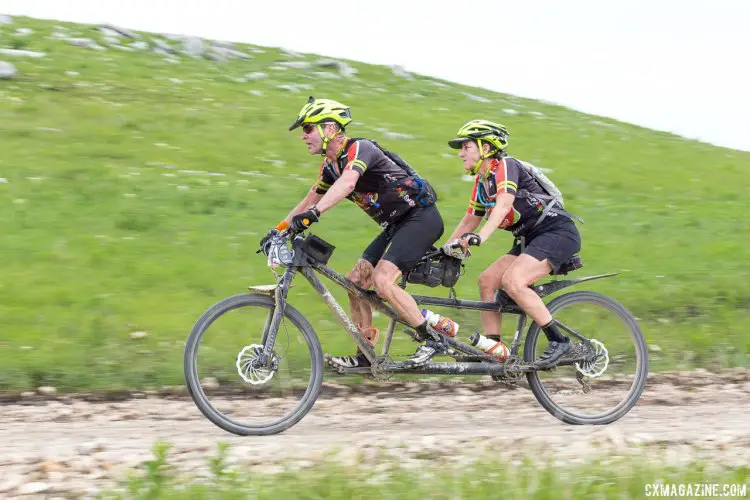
259, 233, 617, 376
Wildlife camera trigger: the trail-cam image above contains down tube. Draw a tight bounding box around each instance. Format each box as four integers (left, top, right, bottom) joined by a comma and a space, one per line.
299, 267, 378, 362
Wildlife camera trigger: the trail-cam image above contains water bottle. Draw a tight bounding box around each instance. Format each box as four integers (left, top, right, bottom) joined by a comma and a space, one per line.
421, 309, 459, 337
469, 332, 510, 361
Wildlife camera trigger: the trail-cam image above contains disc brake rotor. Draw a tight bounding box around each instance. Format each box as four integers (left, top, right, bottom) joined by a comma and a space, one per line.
575, 339, 609, 377
236, 344, 277, 385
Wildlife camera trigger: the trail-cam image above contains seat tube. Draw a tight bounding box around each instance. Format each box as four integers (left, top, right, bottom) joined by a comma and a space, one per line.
381, 318, 397, 356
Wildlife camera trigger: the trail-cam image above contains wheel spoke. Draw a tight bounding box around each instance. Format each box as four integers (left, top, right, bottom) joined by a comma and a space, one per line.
184, 294, 323, 435
525, 291, 648, 424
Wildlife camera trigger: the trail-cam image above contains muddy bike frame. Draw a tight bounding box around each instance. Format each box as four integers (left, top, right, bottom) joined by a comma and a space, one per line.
259, 231, 615, 377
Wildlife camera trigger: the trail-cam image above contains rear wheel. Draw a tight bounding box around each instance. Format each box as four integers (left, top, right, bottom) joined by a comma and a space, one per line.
184, 293, 324, 435
524, 291, 648, 425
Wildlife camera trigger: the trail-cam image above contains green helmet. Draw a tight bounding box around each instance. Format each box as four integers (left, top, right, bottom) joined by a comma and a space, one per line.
288, 96, 352, 131
448, 119, 509, 152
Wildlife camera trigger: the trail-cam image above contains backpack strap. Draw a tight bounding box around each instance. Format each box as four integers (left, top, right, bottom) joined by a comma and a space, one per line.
347, 137, 437, 208
515, 189, 584, 231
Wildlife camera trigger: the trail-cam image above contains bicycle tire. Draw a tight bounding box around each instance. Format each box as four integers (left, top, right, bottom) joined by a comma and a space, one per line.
184, 293, 324, 435
524, 291, 648, 425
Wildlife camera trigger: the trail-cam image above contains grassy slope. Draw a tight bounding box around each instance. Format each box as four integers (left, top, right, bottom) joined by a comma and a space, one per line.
1, 17, 749, 391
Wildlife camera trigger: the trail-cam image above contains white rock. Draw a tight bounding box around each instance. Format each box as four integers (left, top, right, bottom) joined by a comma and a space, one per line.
15, 28, 33, 36
0, 474, 24, 493
337, 62, 357, 78
384, 131, 414, 140
277, 84, 300, 92
212, 46, 252, 59
201, 377, 220, 390
100, 24, 140, 39
282, 48, 303, 58
183, 37, 205, 57
77, 439, 107, 455
246, 72, 268, 80
37, 386, 57, 395
280, 61, 312, 69
312, 71, 341, 79
0, 61, 16, 79
391, 64, 412, 79
17, 482, 51, 495
131, 41, 149, 50
67, 38, 105, 50
152, 38, 176, 54
503, 108, 520, 115
0, 48, 46, 58
0, 15, 12, 25
129, 331, 148, 339
464, 92, 490, 103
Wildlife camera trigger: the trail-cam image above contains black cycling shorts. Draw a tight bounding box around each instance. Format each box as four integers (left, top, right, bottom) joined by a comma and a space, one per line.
508, 220, 581, 273
362, 204, 444, 274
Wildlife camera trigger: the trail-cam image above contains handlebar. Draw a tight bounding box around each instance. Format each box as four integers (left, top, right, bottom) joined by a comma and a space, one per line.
463, 234, 481, 247
256, 227, 305, 255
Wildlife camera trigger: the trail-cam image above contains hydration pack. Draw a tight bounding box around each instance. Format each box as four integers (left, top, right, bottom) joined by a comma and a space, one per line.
348, 137, 438, 208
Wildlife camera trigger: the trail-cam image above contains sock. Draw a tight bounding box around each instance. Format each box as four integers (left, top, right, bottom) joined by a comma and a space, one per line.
415, 320, 430, 340
485, 335, 502, 342
542, 321, 568, 343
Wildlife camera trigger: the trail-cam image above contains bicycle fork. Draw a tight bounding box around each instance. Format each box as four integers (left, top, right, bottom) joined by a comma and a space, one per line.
259, 266, 297, 365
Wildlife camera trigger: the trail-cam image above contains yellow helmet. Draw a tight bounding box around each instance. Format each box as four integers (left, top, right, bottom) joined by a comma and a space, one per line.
448, 119, 509, 152
288, 96, 352, 131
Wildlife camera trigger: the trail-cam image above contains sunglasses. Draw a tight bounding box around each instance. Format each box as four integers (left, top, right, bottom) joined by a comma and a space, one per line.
302, 124, 317, 134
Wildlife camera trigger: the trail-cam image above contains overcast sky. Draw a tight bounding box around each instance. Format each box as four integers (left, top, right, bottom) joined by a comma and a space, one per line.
2, 0, 748, 152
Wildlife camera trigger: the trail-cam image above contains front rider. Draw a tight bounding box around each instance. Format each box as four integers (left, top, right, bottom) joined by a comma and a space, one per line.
261, 97, 446, 369
441, 120, 583, 367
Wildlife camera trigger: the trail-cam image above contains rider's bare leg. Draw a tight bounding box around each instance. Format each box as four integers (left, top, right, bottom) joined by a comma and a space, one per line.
500, 254, 553, 324
346, 259, 377, 344
371, 260, 424, 327
326, 260, 379, 369
372, 260, 448, 367
478, 254, 517, 338
501, 254, 571, 365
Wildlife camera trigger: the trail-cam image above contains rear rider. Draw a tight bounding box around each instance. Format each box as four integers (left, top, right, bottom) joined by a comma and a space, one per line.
441, 120, 583, 367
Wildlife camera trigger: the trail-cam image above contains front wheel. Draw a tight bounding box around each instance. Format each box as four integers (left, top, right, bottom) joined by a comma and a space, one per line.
524, 291, 648, 425
184, 293, 324, 435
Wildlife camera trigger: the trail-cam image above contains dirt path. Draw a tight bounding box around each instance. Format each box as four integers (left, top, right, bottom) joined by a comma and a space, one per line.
1, 370, 749, 498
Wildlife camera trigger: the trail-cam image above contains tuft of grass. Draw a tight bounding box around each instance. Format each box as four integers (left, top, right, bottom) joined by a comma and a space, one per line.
1, 16, 749, 392
103, 442, 750, 499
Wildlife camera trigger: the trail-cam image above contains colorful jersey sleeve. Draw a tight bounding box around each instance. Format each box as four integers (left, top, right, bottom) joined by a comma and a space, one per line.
494, 157, 520, 195
467, 177, 487, 216
312, 160, 338, 194
343, 140, 378, 175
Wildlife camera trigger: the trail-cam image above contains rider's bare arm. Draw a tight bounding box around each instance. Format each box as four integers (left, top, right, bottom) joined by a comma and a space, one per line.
476, 192, 515, 243
283, 190, 324, 224
447, 213, 483, 242
316, 169, 360, 213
